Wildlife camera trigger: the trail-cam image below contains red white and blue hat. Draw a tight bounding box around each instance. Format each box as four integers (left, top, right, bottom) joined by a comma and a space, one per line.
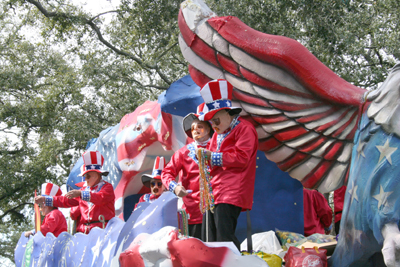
141, 156, 165, 188
182, 103, 214, 139
41, 182, 62, 197
79, 151, 109, 177
199, 79, 242, 121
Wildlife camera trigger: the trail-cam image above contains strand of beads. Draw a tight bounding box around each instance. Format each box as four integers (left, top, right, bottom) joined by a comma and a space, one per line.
197, 148, 215, 214
177, 209, 189, 236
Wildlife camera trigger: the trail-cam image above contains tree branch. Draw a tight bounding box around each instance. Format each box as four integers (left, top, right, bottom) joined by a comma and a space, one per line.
0, 202, 31, 221
25, 0, 172, 85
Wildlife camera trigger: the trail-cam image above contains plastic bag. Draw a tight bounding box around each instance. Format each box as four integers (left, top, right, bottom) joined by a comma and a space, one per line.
240, 230, 283, 254
306, 233, 336, 244
242, 251, 282, 267
284, 246, 327, 267
275, 228, 307, 249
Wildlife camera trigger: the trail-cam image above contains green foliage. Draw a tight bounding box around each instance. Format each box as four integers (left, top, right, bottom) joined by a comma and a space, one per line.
0, 0, 399, 263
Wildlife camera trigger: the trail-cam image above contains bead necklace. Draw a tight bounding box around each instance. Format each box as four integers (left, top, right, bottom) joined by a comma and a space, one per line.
197, 148, 215, 214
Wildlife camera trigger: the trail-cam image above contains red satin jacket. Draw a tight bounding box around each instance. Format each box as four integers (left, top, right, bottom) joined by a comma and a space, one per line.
303, 188, 332, 236
41, 209, 68, 237
161, 142, 205, 224
51, 180, 115, 234
334, 185, 346, 223
208, 117, 258, 210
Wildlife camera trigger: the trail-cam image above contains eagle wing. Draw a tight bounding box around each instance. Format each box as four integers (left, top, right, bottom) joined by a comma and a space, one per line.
178, 0, 368, 193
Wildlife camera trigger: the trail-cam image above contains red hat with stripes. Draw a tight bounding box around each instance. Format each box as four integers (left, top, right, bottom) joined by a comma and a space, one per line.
141, 156, 165, 187
199, 79, 242, 121
41, 182, 62, 197
79, 151, 109, 177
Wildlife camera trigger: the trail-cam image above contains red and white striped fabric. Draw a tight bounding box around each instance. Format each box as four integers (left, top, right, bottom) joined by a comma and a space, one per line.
41, 182, 62, 197
80, 150, 108, 176
199, 79, 242, 121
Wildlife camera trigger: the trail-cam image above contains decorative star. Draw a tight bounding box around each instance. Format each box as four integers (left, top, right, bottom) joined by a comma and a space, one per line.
376, 139, 397, 165
212, 102, 220, 109
226, 100, 231, 107
101, 239, 116, 266
356, 139, 366, 159
373, 185, 393, 209
348, 181, 358, 204
91, 237, 102, 266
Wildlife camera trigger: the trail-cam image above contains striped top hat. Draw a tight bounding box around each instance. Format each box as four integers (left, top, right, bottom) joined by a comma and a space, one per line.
41, 182, 62, 197
141, 156, 165, 188
199, 79, 242, 121
182, 103, 214, 139
79, 151, 109, 177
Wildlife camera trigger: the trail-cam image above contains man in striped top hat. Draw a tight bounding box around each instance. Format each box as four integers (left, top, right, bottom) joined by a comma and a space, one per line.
25, 183, 68, 238
197, 79, 258, 250
35, 151, 115, 234
135, 156, 167, 209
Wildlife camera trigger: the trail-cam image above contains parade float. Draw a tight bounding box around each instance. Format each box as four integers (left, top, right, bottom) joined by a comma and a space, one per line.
15, 0, 400, 266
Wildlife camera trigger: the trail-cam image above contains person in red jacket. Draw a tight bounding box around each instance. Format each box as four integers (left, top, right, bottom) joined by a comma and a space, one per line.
303, 188, 333, 236
25, 182, 68, 238
196, 79, 258, 250
135, 156, 167, 209
35, 151, 115, 234
161, 104, 214, 239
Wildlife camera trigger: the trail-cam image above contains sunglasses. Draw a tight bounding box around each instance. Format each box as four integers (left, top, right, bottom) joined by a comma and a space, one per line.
150, 181, 163, 188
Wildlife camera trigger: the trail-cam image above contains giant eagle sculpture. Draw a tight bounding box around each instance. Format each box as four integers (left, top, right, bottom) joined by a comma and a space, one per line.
178, 0, 400, 266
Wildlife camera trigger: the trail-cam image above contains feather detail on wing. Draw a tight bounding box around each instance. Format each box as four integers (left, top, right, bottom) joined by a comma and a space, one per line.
178, 0, 368, 193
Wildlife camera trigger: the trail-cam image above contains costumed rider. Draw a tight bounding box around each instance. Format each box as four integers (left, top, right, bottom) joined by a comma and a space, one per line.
135, 156, 167, 209
25, 183, 68, 238
196, 79, 258, 250
161, 104, 214, 239
303, 188, 333, 236
35, 151, 115, 234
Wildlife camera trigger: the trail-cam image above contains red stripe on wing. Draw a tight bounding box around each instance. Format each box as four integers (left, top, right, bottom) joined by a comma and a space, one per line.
323, 142, 344, 161
296, 107, 339, 124
178, 10, 220, 68
188, 65, 212, 88
313, 108, 353, 132
259, 137, 281, 151
269, 101, 325, 112
252, 115, 289, 124
217, 53, 241, 77
232, 89, 272, 108
240, 67, 314, 99
274, 126, 309, 142
277, 151, 308, 172
331, 110, 358, 138
302, 161, 333, 189
297, 136, 328, 153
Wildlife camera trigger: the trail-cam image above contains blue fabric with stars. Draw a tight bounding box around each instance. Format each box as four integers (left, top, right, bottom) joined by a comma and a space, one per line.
81, 191, 90, 202
206, 99, 232, 111
168, 181, 178, 193
211, 152, 223, 166
45, 196, 53, 207
187, 143, 198, 164
331, 113, 400, 266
